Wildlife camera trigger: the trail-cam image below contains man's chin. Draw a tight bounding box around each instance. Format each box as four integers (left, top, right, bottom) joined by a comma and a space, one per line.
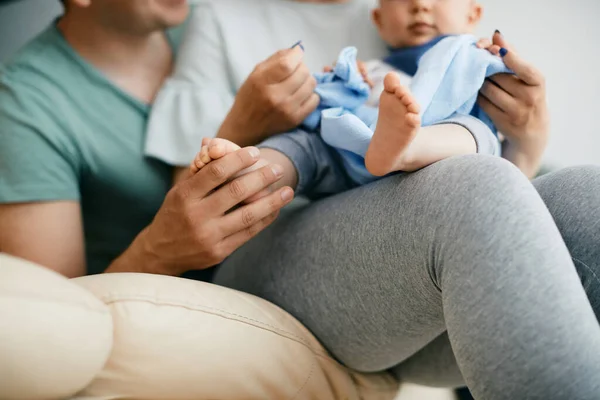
157, 5, 190, 28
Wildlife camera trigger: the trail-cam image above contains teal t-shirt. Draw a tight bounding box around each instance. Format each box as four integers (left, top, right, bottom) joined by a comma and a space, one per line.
0, 23, 186, 275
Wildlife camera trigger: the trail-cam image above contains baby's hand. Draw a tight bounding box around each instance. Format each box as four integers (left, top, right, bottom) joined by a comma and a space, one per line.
476, 37, 502, 56
323, 60, 374, 88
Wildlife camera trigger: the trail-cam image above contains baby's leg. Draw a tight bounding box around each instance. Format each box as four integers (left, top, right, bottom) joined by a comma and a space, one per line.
365, 73, 477, 176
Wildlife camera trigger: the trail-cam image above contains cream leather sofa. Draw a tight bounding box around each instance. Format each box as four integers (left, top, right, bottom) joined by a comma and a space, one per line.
0, 253, 455, 400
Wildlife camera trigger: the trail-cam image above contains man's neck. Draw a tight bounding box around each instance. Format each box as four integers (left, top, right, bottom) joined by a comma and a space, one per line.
57, 13, 173, 103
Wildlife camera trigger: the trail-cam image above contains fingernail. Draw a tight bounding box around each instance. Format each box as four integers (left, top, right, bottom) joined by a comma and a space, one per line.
248, 147, 260, 158
499, 47, 508, 57
291, 40, 304, 51
495, 29, 502, 36
270, 164, 283, 177
281, 188, 294, 202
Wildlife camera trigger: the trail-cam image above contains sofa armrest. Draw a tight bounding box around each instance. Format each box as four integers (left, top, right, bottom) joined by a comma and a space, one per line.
0, 254, 113, 400
0, 253, 398, 400
72, 272, 398, 400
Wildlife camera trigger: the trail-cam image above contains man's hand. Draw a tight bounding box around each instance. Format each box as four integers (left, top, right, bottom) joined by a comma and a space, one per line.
109, 147, 294, 276
218, 44, 319, 147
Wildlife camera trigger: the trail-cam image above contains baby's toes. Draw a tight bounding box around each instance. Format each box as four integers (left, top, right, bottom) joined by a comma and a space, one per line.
208, 138, 242, 160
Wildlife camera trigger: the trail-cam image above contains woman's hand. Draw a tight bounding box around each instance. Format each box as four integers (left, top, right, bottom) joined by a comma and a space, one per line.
218, 44, 319, 147
476, 32, 549, 178
111, 147, 294, 276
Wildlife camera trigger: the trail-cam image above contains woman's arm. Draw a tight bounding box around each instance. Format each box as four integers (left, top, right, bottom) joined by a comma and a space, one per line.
217, 45, 319, 147
150, 3, 318, 153
477, 32, 549, 178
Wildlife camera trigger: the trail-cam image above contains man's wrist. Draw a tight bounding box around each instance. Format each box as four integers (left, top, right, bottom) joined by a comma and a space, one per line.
105, 227, 176, 276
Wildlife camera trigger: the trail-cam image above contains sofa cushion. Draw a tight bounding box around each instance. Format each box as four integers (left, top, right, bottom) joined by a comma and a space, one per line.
72, 272, 399, 400
0, 253, 113, 400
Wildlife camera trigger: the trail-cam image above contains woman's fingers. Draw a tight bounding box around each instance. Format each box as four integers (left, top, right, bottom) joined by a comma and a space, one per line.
477, 94, 506, 124
282, 63, 312, 97
480, 78, 518, 112
492, 33, 544, 86
288, 74, 318, 117
500, 49, 545, 86
261, 45, 306, 84
296, 93, 321, 123
492, 31, 516, 52
488, 74, 529, 99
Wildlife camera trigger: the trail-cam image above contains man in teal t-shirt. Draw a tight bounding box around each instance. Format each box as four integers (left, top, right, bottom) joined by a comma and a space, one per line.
0, 0, 297, 277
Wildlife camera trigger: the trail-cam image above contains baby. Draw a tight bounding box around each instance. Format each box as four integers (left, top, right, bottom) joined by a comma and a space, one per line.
186, 0, 506, 198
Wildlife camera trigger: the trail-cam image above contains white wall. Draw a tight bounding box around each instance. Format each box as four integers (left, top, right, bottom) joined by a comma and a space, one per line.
476, 0, 600, 167
1, 0, 598, 167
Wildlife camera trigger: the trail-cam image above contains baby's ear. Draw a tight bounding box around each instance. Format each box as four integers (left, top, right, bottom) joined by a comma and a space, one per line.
372, 8, 383, 32
468, 3, 484, 27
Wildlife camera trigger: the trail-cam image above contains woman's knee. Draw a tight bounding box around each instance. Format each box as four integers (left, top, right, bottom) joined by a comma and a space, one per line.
414, 155, 557, 282
429, 155, 539, 220
533, 165, 600, 207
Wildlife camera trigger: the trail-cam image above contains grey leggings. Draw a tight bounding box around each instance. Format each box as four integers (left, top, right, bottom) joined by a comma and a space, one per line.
214, 156, 600, 399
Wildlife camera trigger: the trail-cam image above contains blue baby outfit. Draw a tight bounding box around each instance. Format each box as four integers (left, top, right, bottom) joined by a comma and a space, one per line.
301, 34, 510, 185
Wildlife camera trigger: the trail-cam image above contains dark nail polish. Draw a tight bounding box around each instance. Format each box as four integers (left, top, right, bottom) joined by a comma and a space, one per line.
495, 29, 502, 36
291, 40, 304, 51
499, 47, 508, 57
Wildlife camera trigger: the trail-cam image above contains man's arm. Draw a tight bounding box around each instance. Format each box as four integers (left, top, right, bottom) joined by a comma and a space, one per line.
0, 147, 294, 278
0, 202, 86, 278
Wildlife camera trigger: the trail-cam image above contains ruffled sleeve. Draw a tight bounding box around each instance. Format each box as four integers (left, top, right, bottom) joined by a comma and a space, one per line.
145, 2, 235, 166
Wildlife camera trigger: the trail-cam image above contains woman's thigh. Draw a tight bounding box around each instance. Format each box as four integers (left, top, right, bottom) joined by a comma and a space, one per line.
215, 155, 600, 399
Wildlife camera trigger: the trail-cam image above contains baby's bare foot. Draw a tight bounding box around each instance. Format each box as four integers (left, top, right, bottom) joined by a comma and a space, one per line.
365, 72, 421, 176
190, 138, 241, 174
190, 138, 273, 203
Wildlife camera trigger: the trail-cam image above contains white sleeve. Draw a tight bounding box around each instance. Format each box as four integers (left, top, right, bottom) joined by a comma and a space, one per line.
145, 2, 235, 166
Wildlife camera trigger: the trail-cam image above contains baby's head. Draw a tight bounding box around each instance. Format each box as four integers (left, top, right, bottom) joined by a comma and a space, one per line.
373, 0, 483, 48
